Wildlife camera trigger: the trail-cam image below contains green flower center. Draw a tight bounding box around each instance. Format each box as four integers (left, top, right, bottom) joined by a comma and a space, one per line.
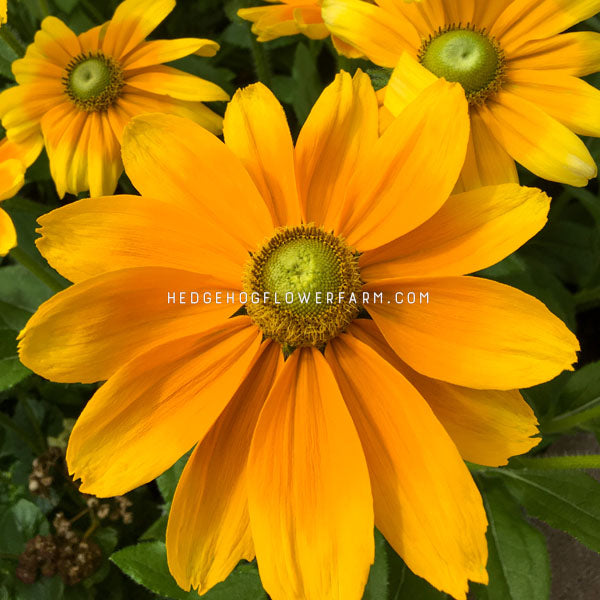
64, 52, 124, 112
244, 225, 362, 348
419, 26, 505, 105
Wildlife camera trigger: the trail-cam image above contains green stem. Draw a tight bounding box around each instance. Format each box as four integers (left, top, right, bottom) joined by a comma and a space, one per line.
542, 396, 600, 434
510, 455, 600, 470
19, 394, 46, 454
0, 26, 25, 58
38, 0, 50, 18
80, 0, 104, 23
10, 247, 66, 293
249, 32, 272, 87
0, 411, 38, 454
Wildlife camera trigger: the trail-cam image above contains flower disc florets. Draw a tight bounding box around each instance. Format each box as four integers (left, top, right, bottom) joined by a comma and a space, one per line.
419, 24, 505, 106
244, 225, 362, 348
64, 52, 124, 112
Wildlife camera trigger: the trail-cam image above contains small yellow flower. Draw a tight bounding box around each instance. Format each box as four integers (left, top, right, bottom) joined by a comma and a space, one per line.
323, 0, 600, 188
0, 135, 43, 255
19, 72, 577, 600
238, 0, 420, 57
1, 0, 6, 25
0, 0, 229, 198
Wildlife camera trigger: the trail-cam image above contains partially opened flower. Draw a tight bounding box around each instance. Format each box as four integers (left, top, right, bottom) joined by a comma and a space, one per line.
238, 0, 420, 56
0, 0, 229, 199
322, 0, 600, 189
0, 135, 43, 255
19, 72, 578, 600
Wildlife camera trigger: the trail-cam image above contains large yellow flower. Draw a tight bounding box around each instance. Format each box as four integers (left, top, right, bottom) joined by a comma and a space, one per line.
0, 135, 43, 255
19, 72, 578, 600
0, 0, 228, 199
323, 0, 600, 189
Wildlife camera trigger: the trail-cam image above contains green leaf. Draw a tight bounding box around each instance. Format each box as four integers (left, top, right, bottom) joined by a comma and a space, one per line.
291, 43, 322, 125
0, 327, 30, 391
0, 498, 49, 554
14, 575, 64, 600
156, 452, 190, 505
111, 541, 266, 599
472, 479, 549, 600
500, 469, 600, 553
363, 530, 388, 599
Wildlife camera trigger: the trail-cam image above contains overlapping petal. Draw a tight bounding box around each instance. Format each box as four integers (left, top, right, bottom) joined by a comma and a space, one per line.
348, 320, 540, 467
295, 70, 378, 230
167, 340, 281, 594
224, 83, 301, 227
336, 79, 469, 250
18, 267, 242, 383
247, 347, 374, 600
66, 317, 262, 496
365, 276, 579, 390
359, 183, 549, 281
35, 195, 246, 286
122, 113, 273, 252
325, 333, 488, 600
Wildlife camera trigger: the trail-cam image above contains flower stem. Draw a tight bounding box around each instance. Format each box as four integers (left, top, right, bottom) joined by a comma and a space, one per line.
10, 247, 66, 293
509, 455, 600, 470
0, 26, 25, 58
541, 396, 600, 434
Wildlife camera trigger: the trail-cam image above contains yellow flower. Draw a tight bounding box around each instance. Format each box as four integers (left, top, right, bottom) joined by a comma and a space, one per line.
1, 0, 6, 25
0, 0, 229, 199
238, 0, 420, 57
322, 0, 600, 189
0, 135, 43, 255
19, 72, 578, 600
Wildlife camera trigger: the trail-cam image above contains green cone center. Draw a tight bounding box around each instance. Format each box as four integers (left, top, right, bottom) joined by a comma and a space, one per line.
244, 226, 362, 348
69, 58, 112, 100
262, 238, 341, 316
65, 53, 124, 112
421, 29, 500, 94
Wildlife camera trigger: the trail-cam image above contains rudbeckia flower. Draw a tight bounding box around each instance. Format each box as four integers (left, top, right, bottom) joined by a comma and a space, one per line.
19, 72, 578, 600
0, 0, 229, 199
238, 0, 419, 57
0, 135, 43, 255
322, 0, 600, 189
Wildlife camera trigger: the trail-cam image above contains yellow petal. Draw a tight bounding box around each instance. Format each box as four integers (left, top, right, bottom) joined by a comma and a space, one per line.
19, 267, 242, 383
0, 158, 25, 201
167, 340, 281, 594
293, 6, 330, 39
66, 317, 262, 496
0, 206, 17, 256
364, 276, 579, 390
321, 0, 419, 67
238, 5, 302, 42
102, 0, 175, 60
360, 183, 549, 280
87, 111, 123, 197
0, 134, 44, 168
33, 16, 80, 66
122, 113, 273, 252
36, 195, 246, 286
224, 83, 301, 227
508, 69, 600, 137
347, 320, 540, 468
457, 108, 518, 191
479, 90, 597, 187
508, 32, 600, 76
248, 347, 374, 600
492, 0, 600, 53
336, 79, 469, 251
123, 38, 220, 70
295, 70, 378, 231
383, 52, 437, 117
116, 88, 223, 139
125, 66, 229, 102
41, 101, 88, 198
78, 24, 104, 54
325, 333, 488, 600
